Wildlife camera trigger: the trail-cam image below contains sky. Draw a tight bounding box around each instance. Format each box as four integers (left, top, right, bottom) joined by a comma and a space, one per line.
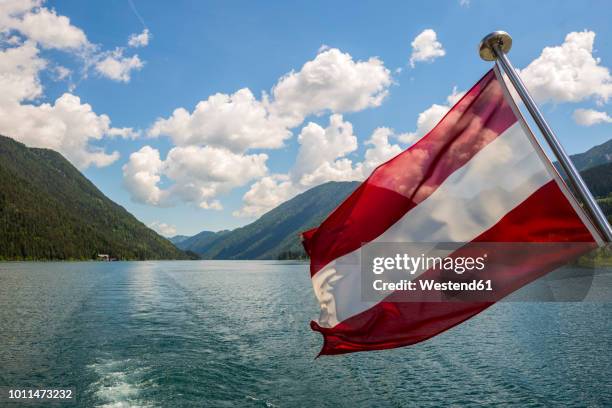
1, 0, 611, 236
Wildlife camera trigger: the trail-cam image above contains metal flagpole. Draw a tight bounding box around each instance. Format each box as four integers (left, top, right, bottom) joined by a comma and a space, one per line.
478, 31, 612, 242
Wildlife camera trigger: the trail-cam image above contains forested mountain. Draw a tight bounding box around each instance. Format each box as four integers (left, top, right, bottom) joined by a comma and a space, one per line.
3, 129, 610, 262
581, 161, 612, 222
580, 162, 612, 198
0, 135, 188, 260
168, 235, 190, 244
177, 230, 231, 256
178, 143, 612, 260
569, 139, 612, 171
177, 181, 359, 259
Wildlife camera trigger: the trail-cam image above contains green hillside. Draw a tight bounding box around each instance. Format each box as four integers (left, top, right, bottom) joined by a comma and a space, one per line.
168, 235, 190, 245
177, 230, 230, 255
179, 148, 612, 260
580, 162, 612, 198
0, 135, 188, 261
177, 181, 359, 259
581, 161, 612, 223
569, 139, 612, 171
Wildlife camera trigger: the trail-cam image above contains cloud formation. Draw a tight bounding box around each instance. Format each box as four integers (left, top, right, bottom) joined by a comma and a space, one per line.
0, 0, 142, 168
130, 47, 393, 210
95, 48, 144, 83
292, 114, 359, 186
409, 29, 446, 68
123, 145, 268, 210
148, 221, 177, 237
0, 1, 88, 50
236, 116, 405, 218
270, 48, 391, 126
0, 40, 136, 168
149, 88, 290, 153
128, 28, 150, 48
122, 146, 165, 205
399, 87, 464, 144
573, 108, 612, 126
519, 31, 612, 104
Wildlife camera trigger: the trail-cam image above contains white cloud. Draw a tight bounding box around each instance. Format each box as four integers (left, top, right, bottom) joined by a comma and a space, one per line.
459, 0, 470, 7
409, 29, 446, 68
164, 145, 267, 208
95, 48, 143, 83
200, 200, 223, 210
128, 28, 150, 48
292, 114, 358, 184
149, 48, 391, 155
0, 93, 136, 168
12, 7, 88, 50
237, 118, 404, 218
0, 1, 144, 169
148, 47, 392, 161
0, 0, 40, 24
270, 48, 392, 126
0, 1, 89, 50
134, 47, 393, 211
399, 86, 464, 144
0, 40, 46, 103
148, 221, 177, 237
107, 126, 140, 139
0, 1, 146, 83
360, 127, 403, 174
52, 65, 71, 80
123, 144, 268, 210
573, 108, 612, 126
149, 88, 290, 153
233, 174, 298, 217
519, 31, 612, 104
122, 146, 166, 206
0, 41, 134, 168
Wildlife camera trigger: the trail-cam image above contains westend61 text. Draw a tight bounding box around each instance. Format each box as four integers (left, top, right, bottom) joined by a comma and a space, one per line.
371, 253, 492, 293
373, 279, 493, 292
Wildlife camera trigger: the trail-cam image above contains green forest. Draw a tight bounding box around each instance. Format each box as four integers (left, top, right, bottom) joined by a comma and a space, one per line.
1, 132, 612, 261
0, 135, 188, 261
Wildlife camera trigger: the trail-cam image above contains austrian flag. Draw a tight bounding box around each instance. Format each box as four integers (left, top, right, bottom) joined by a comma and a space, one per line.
302, 68, 603, 356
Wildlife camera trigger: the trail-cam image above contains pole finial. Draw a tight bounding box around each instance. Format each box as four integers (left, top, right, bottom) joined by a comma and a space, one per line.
479, 31, 512, 61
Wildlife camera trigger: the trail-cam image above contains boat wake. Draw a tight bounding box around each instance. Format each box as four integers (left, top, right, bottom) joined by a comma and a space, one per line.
87, 358, 156, 408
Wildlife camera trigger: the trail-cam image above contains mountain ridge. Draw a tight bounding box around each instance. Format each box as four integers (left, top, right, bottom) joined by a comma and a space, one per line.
0, 135, 188, 261
569, 138, 612, 171
177, 181, 360, 259
179, 138, 612, 260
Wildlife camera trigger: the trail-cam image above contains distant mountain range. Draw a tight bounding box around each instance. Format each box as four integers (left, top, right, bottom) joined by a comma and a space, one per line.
569, 138, 612, 171
580, 162, 612, 198
2, 131, 611, 262
0, 135, 188, 261
178, 139, 612, 260
169, 235, 190, 245
176, 181, 359, 259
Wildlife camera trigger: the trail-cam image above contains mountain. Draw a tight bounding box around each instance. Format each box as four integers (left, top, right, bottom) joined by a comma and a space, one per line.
0, 135, 188, 261
581, 162, 612, 222
580, 162, 612, 198
177, 230, 231, 255
177, 181, 359, 259
569, 139, 612, 171
179, 141, 612, 260
168, 235, 190, 244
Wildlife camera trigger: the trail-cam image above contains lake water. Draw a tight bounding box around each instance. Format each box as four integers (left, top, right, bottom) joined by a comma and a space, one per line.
0, 261, 611, 407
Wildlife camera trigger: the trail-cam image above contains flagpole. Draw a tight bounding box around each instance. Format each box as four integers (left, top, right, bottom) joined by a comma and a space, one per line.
478, 31, 612, 242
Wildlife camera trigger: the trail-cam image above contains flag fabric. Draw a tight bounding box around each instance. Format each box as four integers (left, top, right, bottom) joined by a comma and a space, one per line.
302, 67, 602, 356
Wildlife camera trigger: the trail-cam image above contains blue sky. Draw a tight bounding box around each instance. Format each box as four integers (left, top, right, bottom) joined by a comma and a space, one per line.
2, 0, 611, 236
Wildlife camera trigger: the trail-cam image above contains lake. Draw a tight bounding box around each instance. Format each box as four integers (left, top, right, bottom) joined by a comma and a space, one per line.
0, 261, 611, 407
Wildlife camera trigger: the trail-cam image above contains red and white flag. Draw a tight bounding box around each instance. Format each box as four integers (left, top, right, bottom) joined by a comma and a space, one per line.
302, 68, 603, 356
